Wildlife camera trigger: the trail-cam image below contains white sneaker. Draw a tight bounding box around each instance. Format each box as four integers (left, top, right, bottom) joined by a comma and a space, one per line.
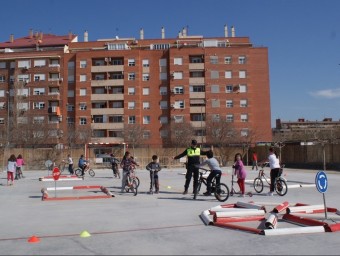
267, 192, 273, 196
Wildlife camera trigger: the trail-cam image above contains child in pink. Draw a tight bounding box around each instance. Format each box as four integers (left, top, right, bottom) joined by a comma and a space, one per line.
233, 153, 247, 197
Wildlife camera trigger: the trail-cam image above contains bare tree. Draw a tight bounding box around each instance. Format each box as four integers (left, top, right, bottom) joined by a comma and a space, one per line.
123, 124, 146, 156
170, 120, 194, 154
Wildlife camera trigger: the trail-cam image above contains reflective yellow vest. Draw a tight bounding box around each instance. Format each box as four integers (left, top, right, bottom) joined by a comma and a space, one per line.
187, 147, 201, 157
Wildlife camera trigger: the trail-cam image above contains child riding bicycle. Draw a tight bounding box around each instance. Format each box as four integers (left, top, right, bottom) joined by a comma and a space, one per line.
120, 151, 139, 193
195, 150, 222, 196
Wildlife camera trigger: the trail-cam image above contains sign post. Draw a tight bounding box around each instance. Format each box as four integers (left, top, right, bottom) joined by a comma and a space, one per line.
315, 171, 328, 220
52, 167, 61, 198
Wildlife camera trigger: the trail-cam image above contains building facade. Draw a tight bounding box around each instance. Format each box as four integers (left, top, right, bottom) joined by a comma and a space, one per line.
0, 26, 272, 148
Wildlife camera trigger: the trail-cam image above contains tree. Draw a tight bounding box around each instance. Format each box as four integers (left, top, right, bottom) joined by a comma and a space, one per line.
123, 123, 146, 156
170, 120, 194, 154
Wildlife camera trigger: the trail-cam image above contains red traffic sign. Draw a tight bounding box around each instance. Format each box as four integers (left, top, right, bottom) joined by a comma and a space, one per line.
52, 167, 61, 181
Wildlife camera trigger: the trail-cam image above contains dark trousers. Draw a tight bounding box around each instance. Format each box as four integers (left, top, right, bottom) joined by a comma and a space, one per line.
184, 165, 199, 193
270, 168, 280, 192
149, 172, 159, 191
206, 170, 222, 193
69, 164, 73, 174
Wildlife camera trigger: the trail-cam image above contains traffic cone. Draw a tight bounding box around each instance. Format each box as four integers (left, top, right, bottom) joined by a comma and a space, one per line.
80, 230, 91, 238
28, 235, 40, 243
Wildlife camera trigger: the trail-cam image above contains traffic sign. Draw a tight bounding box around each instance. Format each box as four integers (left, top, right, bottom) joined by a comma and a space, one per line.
315, 171, 328, 193
52, 167, 61, 181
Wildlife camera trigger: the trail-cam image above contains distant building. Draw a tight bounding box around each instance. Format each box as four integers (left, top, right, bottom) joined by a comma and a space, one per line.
0, 26, 272, 148
273, 118, 340, 142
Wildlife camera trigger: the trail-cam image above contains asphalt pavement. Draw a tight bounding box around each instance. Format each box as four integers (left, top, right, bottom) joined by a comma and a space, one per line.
0, 166, 339, 255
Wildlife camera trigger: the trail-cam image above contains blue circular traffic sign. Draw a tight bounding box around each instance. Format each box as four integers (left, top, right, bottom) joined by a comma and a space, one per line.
315, 171, 328, 193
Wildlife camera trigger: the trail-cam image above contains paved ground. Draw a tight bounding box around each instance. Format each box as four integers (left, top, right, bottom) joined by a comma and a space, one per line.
0, 166, 340, 255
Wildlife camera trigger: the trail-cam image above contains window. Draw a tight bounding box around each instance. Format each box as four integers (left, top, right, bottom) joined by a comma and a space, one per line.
68, 90, 75, 97
67, 104, 75, 111
159, 73, 167, 80
172, 100, 184, 109
241, 129, 249, 137
143, 116, 150, 124
240, 99, 248, 107
0, 102, 5, 109
128, 87, 135, 95
172, 86, 184, 94
128, 73, 135, 80
18, 60, 31, 68
143, 88, 150, 95
225, 71, 232, 79
160, 87, 167, 95
210, 56, 218, 64
212, 114, 220, 122
108, 43, 127, 50
142, 73, 150, 81
143, 102, 150, 109
159, 59, 167, 66
226, 114, 234, 122
160, 130, 168, 138
239, 84, 247, 93
80, 60, 87, 68
239, 70, 246, 78
80, 117, 87, 125
67, 117, 75, 124
174, 115, 184, 123
0, 90, 5, 97
238, 56, 247, 64
33, 102, 45, 109
174, 57, 183, 65
0, 75, 5, 82
224, 56, 232, 64
226, 100, 233, 108
241, 114, 248, 122
128, 102, 135, 109
142, 59, 149, 67
80, 74, 86, 82
143, 130, 151, 139
34, 74, 45, 81
190, 85, 205, 92
173, 72, 183, 80
33, 116, 44, 124
160, 116, 168, 124
211, 71, 219, 79
128, 116, 136, 124
79, 103, 87, 110
0, 118, 4, 124
18, 74, 30, 82
0, 62, 6, 69
80, 89, 86, 96
211, 99, 220, 108
34, 59, 46, 67
211, 85, 219, 93
160, 101, 168, 109
128, 59, 136, 66
226, 85, 233, 93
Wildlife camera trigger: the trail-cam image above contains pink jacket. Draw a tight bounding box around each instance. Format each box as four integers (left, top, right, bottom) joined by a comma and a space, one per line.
234, 160, 247, 179
16, 159, 25, 167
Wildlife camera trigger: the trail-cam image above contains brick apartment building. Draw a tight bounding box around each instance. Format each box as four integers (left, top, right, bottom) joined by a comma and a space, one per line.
0, 26, 272, 149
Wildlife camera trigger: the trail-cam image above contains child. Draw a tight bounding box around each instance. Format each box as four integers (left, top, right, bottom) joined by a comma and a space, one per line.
120, 151, 139, 192
195, 150, 222, 196
146, 155, 162, 194
7, 154, 17, 186
233, 153, 247, 197
15, 154, 25, 179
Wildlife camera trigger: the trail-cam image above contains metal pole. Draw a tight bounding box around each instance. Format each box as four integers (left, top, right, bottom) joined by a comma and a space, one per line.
201, 105, 203, 145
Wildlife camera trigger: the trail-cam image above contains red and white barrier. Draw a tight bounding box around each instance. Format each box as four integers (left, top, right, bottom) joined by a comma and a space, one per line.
263, 226, 325, 236
236, 201, 266, 212
273, 201, 289, 213
39, 175, 82, 182
200, 210, 214, 225
283, 213, 328, 226
286, 204, 325, 214
265, 213, 278, 229
215, 209, 265, 218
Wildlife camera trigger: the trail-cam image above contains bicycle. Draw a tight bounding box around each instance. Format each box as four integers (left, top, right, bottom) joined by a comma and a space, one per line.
195, 167, 230, 202
74, 163, 95, 178
58, 160, 70, 174
15, 166, 24, 179
123, 169, 138, 196
127, 164, 140, 188
253, 162, 288, 196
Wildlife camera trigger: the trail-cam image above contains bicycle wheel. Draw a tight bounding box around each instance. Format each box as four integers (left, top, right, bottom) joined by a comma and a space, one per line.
131, 180, 138, 196
88, 169, 95, 177
214, 183, 230, 202
253, 177, 264, 193
196, 180, 202, 195
75, 168, 82, 177
134, 176, 140, 188
275, 178, 288, 196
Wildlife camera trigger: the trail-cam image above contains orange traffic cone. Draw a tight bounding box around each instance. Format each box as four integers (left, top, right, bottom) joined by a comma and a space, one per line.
28, 235, 40, 243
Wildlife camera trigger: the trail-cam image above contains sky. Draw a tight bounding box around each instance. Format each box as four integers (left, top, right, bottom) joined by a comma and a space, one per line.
1, 0, 340, 127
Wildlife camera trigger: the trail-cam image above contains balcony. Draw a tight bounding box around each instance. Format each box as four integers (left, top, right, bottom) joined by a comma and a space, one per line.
91, 123, 124, 130
189, 63, 204, 70
91, 65, 124, 73
91, 94, 124, 101
191, 121, 206, 128
91, 108, 124, 115
189, 77, 205, 85
190, 106, 206, 113
90, 137, 124, 144
91, 79, 124, 87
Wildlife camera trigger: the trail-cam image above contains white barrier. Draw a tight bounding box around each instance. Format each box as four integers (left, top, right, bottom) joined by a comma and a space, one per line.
287, 205, 325, 214
200, 210, 213, 225
265, 213, 278, 229
263, 226, 325, 236
215, 209, 265, 218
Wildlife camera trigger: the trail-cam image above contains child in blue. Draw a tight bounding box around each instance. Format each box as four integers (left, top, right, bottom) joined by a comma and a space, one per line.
146, 155, 162, 194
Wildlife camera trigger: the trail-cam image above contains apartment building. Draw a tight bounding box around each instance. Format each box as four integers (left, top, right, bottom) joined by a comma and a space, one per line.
0, 26, 272, 148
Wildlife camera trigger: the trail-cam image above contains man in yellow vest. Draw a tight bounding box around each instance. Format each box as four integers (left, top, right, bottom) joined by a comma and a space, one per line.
173, 139, 209, 197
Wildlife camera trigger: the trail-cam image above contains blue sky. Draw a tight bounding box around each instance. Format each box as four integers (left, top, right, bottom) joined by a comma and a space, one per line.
1, 0, 340, 127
